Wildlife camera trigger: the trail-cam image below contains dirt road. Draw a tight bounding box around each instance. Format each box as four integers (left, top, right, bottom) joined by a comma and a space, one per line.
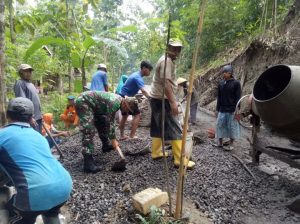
59, 108, 300, 223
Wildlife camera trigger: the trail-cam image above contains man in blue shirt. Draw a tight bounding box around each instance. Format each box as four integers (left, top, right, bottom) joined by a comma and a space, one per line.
119, 61, 152, 139
90, 63, 109, 91
0, 97, 72, 224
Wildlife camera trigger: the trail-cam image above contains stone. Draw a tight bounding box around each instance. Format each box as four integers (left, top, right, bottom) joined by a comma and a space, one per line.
132, 188, 168, 215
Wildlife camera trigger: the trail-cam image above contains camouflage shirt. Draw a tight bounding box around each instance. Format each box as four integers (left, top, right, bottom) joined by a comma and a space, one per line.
75, 91, 122, 150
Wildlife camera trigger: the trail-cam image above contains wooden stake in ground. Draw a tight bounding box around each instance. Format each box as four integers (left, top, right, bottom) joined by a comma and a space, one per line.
161, 11, 173, 215
175, 0, 207, 219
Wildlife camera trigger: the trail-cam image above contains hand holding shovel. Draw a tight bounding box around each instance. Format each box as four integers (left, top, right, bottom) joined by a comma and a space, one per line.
111, 140, 127, 172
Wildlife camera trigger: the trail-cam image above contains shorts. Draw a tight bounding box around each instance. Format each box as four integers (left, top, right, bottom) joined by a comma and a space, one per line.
118, 94, 140, 116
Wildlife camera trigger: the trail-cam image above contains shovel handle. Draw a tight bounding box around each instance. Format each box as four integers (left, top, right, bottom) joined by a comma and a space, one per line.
42, 122, 64, 159
116, 147, 125, 160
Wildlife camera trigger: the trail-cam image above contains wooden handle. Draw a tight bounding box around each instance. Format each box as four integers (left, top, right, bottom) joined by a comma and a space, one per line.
116, 147, 125, 160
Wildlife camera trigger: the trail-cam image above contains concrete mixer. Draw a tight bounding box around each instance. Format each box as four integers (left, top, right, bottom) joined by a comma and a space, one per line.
237, 64, 300, 169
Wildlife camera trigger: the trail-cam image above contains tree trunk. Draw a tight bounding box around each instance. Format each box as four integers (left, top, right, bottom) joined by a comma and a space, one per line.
0, 0, 6, 125
81, 59, 86, 90
66, 0, 74, 93
58, 74, 64, 94
8, 0, 15, 43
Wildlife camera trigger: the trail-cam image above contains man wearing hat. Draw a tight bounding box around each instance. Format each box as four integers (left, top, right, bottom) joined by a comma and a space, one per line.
90, 63, 109, 91
75, 91, 138, 173
149, 40, 195, 169
0, 97, 72, 224
14, 64, 43, 133
60, 95, 79, 128
176, 77, 199, 125
215, 64, 241, 149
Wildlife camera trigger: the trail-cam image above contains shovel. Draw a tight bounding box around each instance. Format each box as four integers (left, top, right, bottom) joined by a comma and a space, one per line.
42, 123, 64, 160
111, 147, 127, 172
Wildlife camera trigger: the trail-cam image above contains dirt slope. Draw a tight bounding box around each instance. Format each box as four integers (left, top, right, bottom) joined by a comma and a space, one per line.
194, 1, 300, 112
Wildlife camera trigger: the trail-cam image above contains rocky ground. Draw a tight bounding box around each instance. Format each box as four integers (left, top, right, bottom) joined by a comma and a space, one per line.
58, 109, 300, 224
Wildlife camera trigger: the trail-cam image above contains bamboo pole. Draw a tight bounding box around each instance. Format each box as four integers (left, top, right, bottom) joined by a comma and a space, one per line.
263, 0, 269, 33
161, 10, 173, 215
260, 0, 266, 32
274, 0, 278, 36
174, 0, 207, 219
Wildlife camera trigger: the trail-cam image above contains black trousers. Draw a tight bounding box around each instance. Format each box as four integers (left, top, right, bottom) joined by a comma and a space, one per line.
150, 98, 182, 140
6, 196, 64, 224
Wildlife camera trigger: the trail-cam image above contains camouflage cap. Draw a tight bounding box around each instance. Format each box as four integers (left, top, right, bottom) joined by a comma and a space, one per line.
124, 96, 138, 113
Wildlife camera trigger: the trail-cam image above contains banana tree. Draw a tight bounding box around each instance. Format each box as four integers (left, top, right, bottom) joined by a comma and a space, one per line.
24, 35, 128, 90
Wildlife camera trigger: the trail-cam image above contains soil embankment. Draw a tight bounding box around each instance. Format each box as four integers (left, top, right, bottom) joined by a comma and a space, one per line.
194, 2, 300, 112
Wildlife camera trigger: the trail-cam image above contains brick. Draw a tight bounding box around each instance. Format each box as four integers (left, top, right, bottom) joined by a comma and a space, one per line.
132, 188, 168, 215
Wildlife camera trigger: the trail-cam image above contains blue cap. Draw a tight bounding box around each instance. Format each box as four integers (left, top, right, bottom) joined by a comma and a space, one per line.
222, 65, 233, 74
67, 95, 75, 100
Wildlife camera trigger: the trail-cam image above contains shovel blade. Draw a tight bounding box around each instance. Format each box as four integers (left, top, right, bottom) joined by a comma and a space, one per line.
111, 159, 127, 172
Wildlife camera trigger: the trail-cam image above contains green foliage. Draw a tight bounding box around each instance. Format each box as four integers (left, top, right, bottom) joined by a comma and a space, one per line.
24, 37, 71, 60
3, 0, 296, 97
136, 206, 183, 224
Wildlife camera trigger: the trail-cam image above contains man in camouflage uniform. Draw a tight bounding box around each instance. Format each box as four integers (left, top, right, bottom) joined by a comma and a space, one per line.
75, 91, 138, 173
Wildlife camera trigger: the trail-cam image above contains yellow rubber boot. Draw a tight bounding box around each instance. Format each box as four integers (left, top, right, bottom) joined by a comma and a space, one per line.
151, 138, 168, 159
171, 140, 195, 169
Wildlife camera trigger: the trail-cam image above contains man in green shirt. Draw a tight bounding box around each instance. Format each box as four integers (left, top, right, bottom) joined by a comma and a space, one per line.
75, 91, 138, 173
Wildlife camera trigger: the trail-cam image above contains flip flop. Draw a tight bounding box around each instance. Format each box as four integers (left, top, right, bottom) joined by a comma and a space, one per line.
223, 146, 234, 151
212, 143, 223, 148
120, 136, 129, 141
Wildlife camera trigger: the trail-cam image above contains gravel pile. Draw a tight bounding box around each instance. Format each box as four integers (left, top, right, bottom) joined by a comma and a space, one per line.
60, 127, 300, 224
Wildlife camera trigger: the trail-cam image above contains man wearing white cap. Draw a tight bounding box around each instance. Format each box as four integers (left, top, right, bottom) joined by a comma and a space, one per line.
90, 63, 109, 91
14, 64, 43, 133
149, 39, 195, 169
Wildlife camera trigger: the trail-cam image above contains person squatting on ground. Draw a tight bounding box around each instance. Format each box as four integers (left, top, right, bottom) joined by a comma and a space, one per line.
177, 77, 199, 125
149, 40, 195, 169
0, 97, 72, 224
119, 61, 153, 140
14, 64, 43, 133
42, 113, 70, 149
75, 91, 139, 173
60, 95, 79, 128
90, 63, 109, 91
215, 64, 241, 149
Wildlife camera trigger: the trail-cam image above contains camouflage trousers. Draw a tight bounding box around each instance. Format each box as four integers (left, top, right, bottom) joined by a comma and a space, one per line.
75, 100, 111, 154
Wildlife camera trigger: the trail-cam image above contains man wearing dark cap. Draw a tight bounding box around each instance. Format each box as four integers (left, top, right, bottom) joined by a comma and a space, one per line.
90, 63, 109, 91
119, 61, 153, 140
60, 95, 79, 128
0, 97, 72, 224
215, 64, 241, 149
14, 64, 42, 133
75, 91, 139, 173
149, 40, 195, 169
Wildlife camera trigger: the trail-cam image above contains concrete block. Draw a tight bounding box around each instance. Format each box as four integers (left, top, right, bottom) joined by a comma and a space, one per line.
132, 188, 168, 215
0, 209, 9, 224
